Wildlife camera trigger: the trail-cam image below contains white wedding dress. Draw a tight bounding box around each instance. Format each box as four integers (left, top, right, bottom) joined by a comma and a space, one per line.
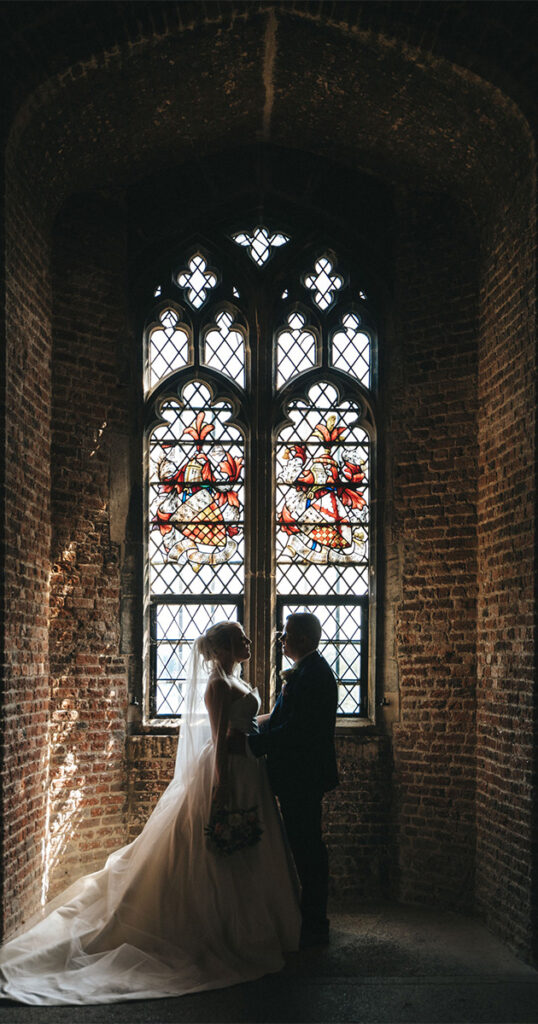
0, 685, 301, 1005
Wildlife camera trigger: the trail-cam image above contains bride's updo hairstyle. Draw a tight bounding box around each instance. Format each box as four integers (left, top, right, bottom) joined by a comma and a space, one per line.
196, 621, 236, 666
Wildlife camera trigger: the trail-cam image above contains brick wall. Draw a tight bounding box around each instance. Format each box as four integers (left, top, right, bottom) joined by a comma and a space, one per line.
325, 735, 393, 902
391, 193, 479, 909
0, 3, 535, 964
475, 176, 536, 957
46, 195, 131, 899
1, 159, 52, 935
125, 736, 176, 842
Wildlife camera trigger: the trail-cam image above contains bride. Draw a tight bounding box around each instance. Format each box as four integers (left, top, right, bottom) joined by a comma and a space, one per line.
0, 622, 301, 1005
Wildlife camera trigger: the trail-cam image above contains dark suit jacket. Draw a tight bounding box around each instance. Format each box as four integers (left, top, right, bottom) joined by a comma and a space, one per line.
248, 650, 339, 798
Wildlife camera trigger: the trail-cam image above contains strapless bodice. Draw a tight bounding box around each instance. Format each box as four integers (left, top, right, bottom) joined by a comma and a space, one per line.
228, 687, 260, 733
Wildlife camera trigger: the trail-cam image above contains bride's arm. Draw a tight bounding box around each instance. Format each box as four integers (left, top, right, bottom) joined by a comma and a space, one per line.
204, 674, 232, 804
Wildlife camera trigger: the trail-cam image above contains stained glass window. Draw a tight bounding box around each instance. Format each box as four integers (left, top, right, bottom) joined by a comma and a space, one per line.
175, 253, 218, 309
152, 603, 240, 718
331, 312, 370, 388
276, 311, 317, 389
144, 232, 376, 721
232, 226, 290, 266
202, 310, 245, 388
304, 256, 344, 311
276, 382, 369, 714
148, 381, 244, 716
147, 307, 190, 392
149, 384, 244, 596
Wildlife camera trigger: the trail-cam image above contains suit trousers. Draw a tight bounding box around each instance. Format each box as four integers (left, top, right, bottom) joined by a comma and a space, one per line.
277, 788, 329, 934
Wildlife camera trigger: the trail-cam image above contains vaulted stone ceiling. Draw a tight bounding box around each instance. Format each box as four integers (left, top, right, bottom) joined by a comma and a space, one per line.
0, 0, 536, 128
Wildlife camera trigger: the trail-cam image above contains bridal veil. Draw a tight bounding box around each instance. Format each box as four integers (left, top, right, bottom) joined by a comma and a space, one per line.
0, 640, 300, 1004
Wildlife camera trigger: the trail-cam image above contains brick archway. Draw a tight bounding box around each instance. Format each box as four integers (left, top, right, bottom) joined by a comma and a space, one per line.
1, 5, 535, 961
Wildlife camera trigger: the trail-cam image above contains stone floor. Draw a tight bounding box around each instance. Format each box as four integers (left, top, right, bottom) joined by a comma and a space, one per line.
1, 902, 537, 1023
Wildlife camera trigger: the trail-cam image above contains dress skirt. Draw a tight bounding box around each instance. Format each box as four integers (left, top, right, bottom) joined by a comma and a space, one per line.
0, 746, 301, 1005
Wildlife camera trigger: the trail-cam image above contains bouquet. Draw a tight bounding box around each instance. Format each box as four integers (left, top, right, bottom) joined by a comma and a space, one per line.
205, 805, 263, 856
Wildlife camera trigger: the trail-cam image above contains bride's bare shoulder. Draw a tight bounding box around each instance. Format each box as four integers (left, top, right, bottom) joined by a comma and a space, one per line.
205, 670, 232, 694
204, 671, 233, 716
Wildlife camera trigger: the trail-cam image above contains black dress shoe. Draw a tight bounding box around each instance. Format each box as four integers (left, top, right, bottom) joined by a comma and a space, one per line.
299, 927, 330, 949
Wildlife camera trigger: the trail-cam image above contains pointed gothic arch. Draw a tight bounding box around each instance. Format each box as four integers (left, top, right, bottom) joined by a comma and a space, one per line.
143, 223, 378, 721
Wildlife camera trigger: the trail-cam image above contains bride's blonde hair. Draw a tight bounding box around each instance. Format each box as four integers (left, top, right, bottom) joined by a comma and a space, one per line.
196, 621, 237, 665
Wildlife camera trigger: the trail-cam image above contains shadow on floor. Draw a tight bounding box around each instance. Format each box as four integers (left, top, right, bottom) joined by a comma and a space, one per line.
1, 902, 537, 1023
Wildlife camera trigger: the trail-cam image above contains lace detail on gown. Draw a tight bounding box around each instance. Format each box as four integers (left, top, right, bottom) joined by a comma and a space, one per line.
0, 690, 300, 1005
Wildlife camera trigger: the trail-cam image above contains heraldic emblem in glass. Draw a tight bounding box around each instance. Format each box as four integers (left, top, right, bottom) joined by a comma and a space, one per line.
149, 382, 244, 594
276, 382, 369, 595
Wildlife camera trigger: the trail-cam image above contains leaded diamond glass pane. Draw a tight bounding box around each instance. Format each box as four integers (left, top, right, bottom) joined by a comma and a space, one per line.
281, 602, 364, 715
149, 382, 244, 597
176, 254, 218, 309
304, 256, 343, 311
276, 553, 368, 596
276, 312, 317, 389
276, 382, 369, 595
232, 227, 290, 266
203, 310, 245, 388
148, 308, 189, 391
153, 602, 239, 716
331, 313, 370, 387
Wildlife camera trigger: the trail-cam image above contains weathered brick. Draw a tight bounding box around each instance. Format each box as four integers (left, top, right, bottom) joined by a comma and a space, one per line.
1, 1, 535, 969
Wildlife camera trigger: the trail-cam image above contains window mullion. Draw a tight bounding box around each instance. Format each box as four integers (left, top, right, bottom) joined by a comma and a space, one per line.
246, 291, 274, 707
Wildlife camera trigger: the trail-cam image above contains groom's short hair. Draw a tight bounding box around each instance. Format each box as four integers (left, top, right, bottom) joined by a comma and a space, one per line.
286, 612, 322, 648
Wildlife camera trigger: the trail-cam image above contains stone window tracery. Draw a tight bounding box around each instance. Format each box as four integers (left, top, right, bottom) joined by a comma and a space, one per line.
144, 228, 376, 720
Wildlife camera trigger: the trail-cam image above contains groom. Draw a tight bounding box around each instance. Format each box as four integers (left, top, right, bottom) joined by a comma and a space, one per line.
248, 612, 338, 947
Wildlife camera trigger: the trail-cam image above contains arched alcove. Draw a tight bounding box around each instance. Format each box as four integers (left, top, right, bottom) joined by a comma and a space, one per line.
2, 5, 535, 961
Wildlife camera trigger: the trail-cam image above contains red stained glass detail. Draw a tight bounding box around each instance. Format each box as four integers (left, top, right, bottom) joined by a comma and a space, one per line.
155, 410, 243, 558
278, 412, 367, 560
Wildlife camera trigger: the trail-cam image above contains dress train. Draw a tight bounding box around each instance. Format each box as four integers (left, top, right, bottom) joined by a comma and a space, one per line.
0, 689, 301, 1005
